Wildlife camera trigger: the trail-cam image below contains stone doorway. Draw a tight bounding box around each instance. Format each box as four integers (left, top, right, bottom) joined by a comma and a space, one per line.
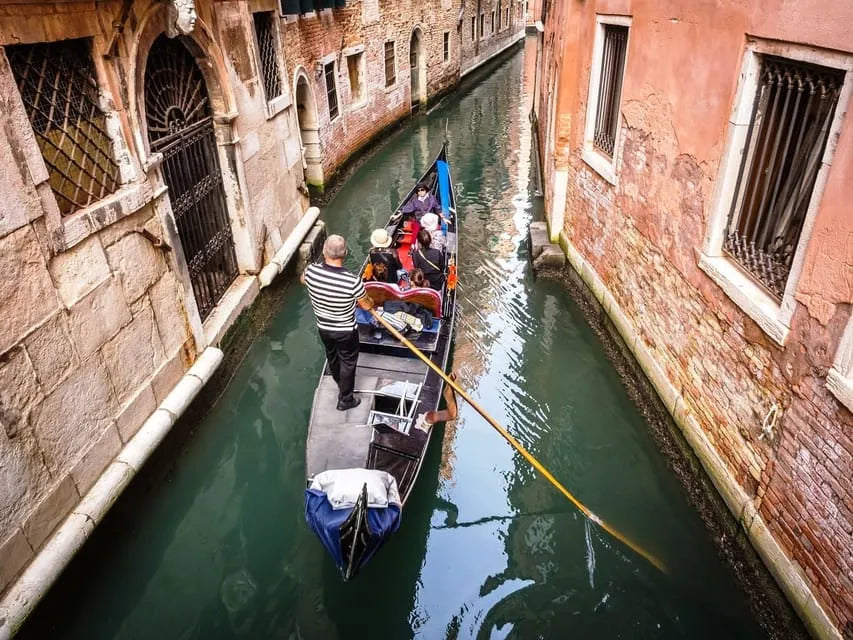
295, 73, 323, 188
410, 28, 426, 112
145, 35, 238, 320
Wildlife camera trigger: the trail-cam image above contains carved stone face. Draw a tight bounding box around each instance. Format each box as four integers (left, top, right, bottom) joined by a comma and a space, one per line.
167, 0, 197, 36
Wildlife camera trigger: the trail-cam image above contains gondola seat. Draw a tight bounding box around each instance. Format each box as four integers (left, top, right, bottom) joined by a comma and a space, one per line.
364, 281, 442, 319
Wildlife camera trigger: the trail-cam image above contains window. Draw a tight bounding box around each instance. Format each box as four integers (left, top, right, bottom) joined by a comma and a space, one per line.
479, 14, 484, 38
253, 12, 283, 102
384, 41, 396, 87
346, 52, 365, 105
491, 11, 495, 33
324, 61, 338, 120
722, 56, 843, 299
497, 6, 501, 31
582, 16, 630, 185
443, 32, 450, 62
699, 41, 851, 347
6, 38, 120, 216
471, 16, 476, 41
505, 8, 510, 28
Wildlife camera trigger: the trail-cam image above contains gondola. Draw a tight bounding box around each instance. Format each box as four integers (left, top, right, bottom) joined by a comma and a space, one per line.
304, 144, 458, 580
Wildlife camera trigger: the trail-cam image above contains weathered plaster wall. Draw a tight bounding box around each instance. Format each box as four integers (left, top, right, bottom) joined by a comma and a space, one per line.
0, 0, 309, 599
460, 0, 525, 76
282, 0, 460, 185
537, 0, 853, 634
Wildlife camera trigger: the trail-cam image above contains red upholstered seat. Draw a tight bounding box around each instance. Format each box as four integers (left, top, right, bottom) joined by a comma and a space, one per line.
365, 282, 442, 319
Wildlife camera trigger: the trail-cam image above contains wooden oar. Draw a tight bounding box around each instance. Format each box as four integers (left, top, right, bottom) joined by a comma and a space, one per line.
368, 308, 667, 573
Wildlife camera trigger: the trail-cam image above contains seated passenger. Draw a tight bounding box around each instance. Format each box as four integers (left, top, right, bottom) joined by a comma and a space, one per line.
412, 229, 445, 290
420, 213, 446, 252
368, 228, 402, 284
410, 268, 427, 288
400, 183, 441, 220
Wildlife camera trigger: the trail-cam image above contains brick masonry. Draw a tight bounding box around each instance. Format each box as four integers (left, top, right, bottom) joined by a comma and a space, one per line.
534, 0, 853, 634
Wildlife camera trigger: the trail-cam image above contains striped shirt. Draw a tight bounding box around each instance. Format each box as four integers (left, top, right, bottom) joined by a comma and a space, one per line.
304, 262, 366, 332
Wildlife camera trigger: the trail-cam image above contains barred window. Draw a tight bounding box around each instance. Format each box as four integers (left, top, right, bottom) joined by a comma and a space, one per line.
324, 62, 338, 120
384, 41, 396, 87
6, 38, 120, 216
253, 12, 283, 102
471, 17, 475, 41
443, 32, 450, 62
479, 14, 484, 38
491, 11, 495, 33
593, 25, 628, 157
724, 56, 844, 298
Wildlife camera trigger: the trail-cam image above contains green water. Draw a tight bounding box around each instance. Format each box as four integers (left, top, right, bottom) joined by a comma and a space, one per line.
21, 40, 773, 639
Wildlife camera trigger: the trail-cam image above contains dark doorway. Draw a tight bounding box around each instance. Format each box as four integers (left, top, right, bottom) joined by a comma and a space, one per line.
145, 35, 238, 320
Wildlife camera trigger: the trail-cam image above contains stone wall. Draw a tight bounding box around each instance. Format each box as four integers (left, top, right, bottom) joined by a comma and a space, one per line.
0, 0, 309, 598
536, 0, 853, 635
460, 0, 525, 76
281, 0, 461, 186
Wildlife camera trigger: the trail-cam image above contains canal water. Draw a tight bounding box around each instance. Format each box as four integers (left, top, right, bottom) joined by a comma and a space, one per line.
21, 39, 778, 639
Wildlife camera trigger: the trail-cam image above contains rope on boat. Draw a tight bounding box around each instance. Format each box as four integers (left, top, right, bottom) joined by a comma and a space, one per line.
368, 308, 667, 574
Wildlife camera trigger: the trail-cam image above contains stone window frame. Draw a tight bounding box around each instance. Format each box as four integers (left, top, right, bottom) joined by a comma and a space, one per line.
343, 45, 367, 109
699, 38, 853, 347
1, 36, 146, 254
828, 320, 853, 413
443, 32, 450, 63
479, 13, 485, 39
491, 10, 495, 35
471, 16, 476, 42
581, 14, 631, 187
251, 10, 291, 119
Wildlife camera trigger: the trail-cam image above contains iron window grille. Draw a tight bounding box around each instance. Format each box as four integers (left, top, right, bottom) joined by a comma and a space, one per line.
384, 41, 396, 87
443, 32, 450, 61
724, 55, 844, 299
253, 12, 283, 102
592, 24, 628, 158
324, 61, 338, 120
6, 38, 121, 216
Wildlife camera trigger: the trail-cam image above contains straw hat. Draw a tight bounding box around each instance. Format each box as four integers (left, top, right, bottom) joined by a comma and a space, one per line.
370, 228, 392, 248
421, 213, 439, 232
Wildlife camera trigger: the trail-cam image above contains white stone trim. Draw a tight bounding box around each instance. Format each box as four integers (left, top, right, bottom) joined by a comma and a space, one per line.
828, 317, 853, 413
0, 347, 224, 640
581, 14, 631, 186
701, 38, 853, 347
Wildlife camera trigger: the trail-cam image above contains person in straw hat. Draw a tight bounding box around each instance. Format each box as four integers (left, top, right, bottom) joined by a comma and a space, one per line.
367, 228, 402, 284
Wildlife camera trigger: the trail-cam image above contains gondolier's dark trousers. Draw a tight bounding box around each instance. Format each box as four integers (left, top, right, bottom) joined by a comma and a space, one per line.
318, 327, 359, 402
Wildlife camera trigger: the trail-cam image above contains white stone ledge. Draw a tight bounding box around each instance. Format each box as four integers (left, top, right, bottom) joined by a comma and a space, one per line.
559, 231, 841, 640
0, 347, 223, 640
258, 206, 321, 289
202, 275, 259, 348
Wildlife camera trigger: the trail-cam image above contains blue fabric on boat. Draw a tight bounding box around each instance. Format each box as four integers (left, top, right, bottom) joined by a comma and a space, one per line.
356, 308, 439, 332
305, 488, 402, 574
437, 160, 451, 215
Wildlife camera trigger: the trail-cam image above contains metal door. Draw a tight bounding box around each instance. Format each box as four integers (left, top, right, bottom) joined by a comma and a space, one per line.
145, 35, 238, 320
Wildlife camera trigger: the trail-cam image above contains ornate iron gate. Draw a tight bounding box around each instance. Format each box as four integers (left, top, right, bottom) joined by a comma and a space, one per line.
145, 35, 238, 320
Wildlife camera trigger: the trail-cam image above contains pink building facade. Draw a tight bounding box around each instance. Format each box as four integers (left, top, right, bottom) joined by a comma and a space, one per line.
534, 1, 853, 637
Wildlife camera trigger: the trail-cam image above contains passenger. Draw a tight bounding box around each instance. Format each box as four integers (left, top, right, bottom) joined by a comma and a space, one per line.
302, 235, 373, 412
420, 213, 446, 252
400, 183, 441, 220
368, 228, 402, 284
412, 229, 445, 290
410, 268, 427, 288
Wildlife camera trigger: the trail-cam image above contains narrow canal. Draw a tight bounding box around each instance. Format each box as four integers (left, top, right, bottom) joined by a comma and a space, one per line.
21, 39, 782, 639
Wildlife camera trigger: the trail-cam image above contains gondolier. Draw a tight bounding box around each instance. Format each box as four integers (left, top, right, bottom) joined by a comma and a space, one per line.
303, 234, 373, 411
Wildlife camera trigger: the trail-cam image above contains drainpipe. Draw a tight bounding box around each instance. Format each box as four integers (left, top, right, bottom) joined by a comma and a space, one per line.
0, 347, 224, 640
258, 206, 321, 288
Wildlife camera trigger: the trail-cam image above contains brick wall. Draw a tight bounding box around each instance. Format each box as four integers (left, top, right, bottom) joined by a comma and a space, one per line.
537, 0, 853, 633
460, 0, 525, 76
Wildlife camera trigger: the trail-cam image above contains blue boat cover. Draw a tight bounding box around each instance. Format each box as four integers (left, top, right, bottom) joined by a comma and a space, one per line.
437, 160, 451, 215
305, 489, 401, 574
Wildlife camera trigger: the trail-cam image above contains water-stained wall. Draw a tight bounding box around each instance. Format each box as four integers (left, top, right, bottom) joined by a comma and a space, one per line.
535, 0, 853, 636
